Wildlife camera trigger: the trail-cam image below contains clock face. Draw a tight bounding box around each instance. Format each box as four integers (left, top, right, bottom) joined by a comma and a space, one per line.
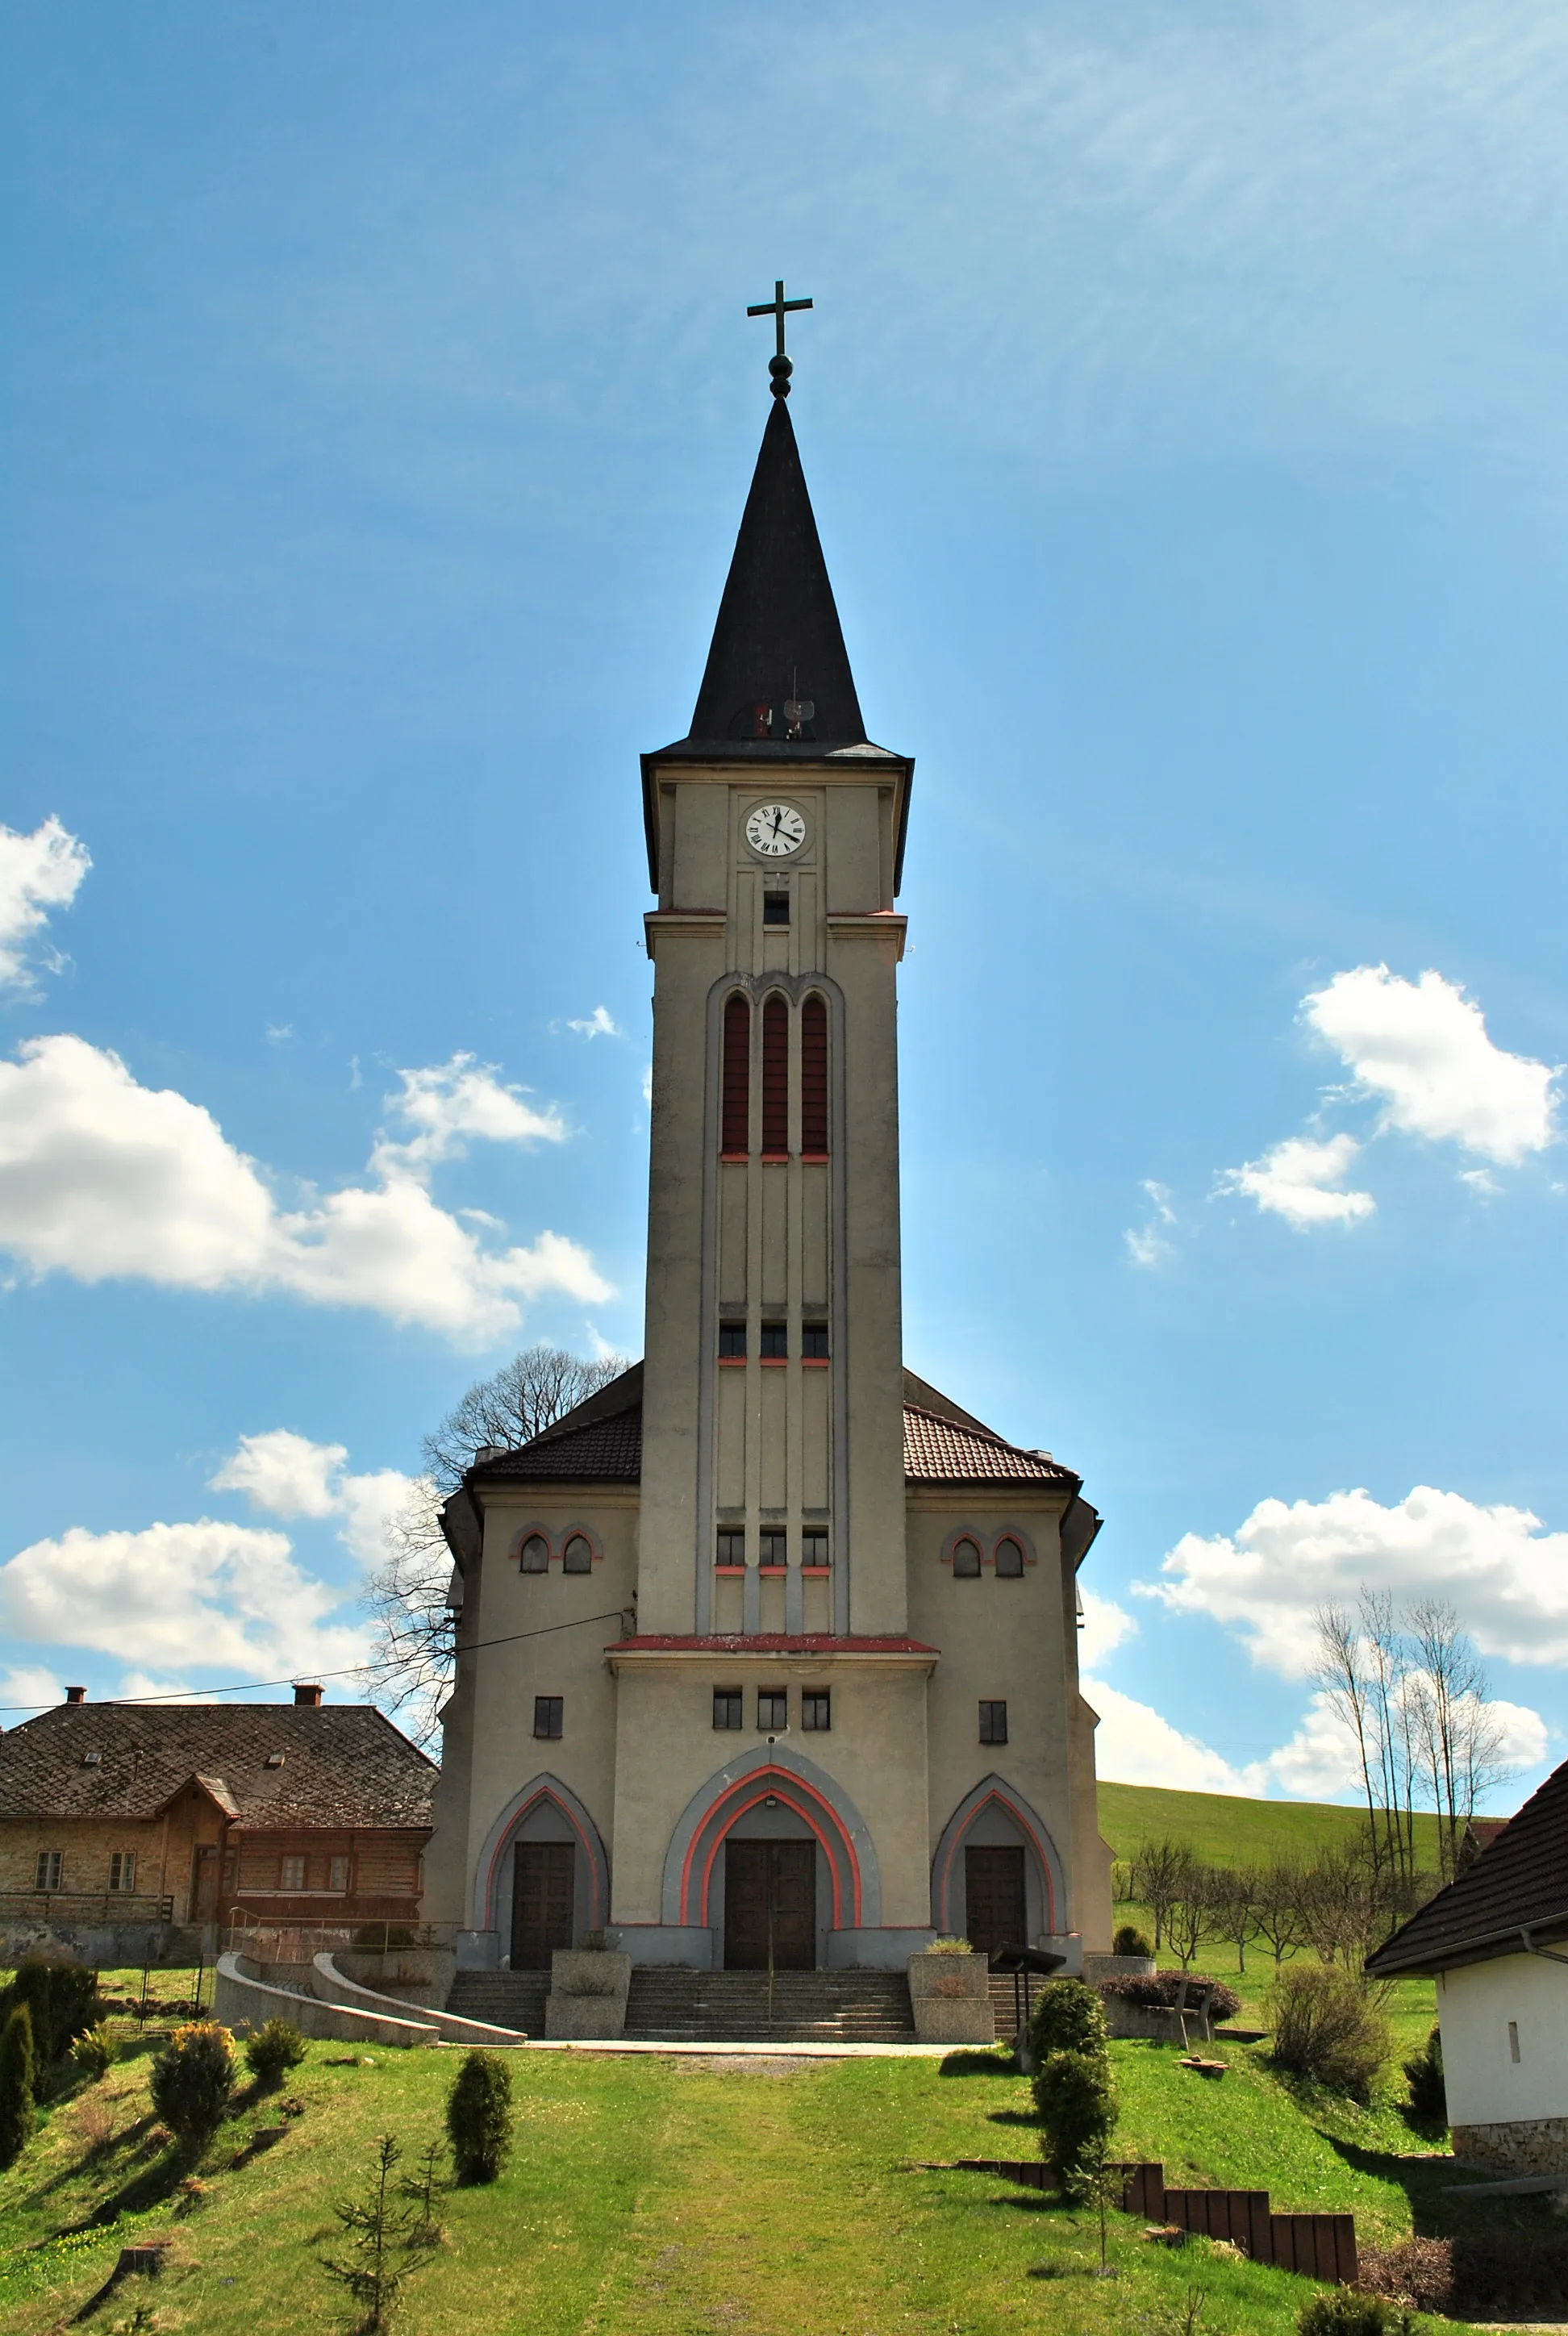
744, 801, 807, 859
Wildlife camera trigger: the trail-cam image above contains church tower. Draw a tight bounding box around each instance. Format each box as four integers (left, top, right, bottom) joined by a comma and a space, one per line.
424, 310, 1112, 1992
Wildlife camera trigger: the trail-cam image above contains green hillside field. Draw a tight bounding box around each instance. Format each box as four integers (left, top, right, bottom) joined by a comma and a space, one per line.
1097, 1778, 1449, 1871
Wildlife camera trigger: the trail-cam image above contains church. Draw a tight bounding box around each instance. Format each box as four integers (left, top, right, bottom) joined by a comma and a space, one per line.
425, 303, 1113, 1988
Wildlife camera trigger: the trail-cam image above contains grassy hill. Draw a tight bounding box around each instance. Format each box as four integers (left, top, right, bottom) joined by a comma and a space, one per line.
1098, 1779, 1449, 1871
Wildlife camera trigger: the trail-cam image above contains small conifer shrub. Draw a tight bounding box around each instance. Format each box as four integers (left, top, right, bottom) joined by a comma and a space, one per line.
1297, 2294, 1416, 2335
73, 2022, 119, 2081
1026, 1977, 1110, 2064
1402, 2024, 1446, 2129
0, 2004, 37, 2168
1111, 1924, 1153, 1957
445, 2049, 514, 2184
1033, 2046, 1116, 2180
244, 2017, 307, 2091
149, 2022, 236, 2145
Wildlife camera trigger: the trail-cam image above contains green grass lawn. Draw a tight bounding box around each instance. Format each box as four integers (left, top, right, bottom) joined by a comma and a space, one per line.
1097, 1779, 1452, 1874
2, 2022, 1525, 2336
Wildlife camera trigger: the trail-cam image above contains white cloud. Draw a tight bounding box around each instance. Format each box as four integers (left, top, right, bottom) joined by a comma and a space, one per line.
1124, 1179, 1177, 1267
1304, 966, 1558, 1166
1215, 1133, 1375, 1228
0, 1519, 369, 1678
641, 1064, 653, 1107
1085, 1675, 1255, 1796
0, 817, 90, 991
1079, 1589, 1137, 1668
566, 1007, 623, 1041
117, 1672, 219, 1704
210, 1430, 423, 1571
1144, 1483, 1568, 1675
265, 1024, 293, 1045
0, 1033, 611, 1345
0, 1662, 65, 1715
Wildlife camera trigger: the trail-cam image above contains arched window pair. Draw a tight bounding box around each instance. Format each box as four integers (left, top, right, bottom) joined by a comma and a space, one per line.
518, 1533, 594, 1575
951, 1537, 1025, 1579
720, 993, 828, 1158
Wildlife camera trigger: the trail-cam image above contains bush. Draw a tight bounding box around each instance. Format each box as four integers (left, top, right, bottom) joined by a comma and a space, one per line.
149, 2022, 236, 2145
1402, 2024, 1446, 2128
2, 1961, 96, 2068
925, 1936, 974, 1955
0, 2004, 36, 2169
1268, 1965, 1389, 2100
73, 2022, 119, 2081
1026, 1977, 1109, 2063
1032, 2046, 1116, 2179
1111, 1924, 1153, 1957
1298, 2295, 1416, 2335
245, 2017, 307, 2090
446, 2049, 513, 2184
1096, 1971, 1242, 2023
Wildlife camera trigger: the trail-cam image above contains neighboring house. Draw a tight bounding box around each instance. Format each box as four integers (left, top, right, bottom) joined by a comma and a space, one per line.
425, 374, 1114, 1989
0, 1686, 436, 1943
1366, 1757, 1568, 2175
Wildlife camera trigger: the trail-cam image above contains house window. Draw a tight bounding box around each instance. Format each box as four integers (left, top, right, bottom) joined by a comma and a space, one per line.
719, 1321, 746, 1359
34, 1850, 62, 1892
762, 889, 790, 927
562, 1534, 593, 1575
519, 1533, 549, 1573
280, 1854, 307, 1891
760, 1320, 787, 1359
721, 994, 751, 1154
1508, 2021, 1521, 2063
534, 1696, 565, 1741
802, 1691, 831, 1732
713, 1688, 743, 1730
979, 1700, 1008, 1746
802, 1322, 829, 1360
801, 995, 828, 1154
803, 1530, 829, 1570
995, 1538, 1024, 1578
757, 1690, 788, 1731
760, 1530, 787, 1568
329, 1855, 351, 1893
716, 1529, 745, 1569
952, 1538, 982, 1579
761, 996, 790, 1154
108, 1851, 136, 1893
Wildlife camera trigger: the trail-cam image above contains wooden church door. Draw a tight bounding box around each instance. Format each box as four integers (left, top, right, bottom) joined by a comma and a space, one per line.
964, 1845, 1025, 1961
511, 1841, 575, 1968
724, 1839, 815, 1969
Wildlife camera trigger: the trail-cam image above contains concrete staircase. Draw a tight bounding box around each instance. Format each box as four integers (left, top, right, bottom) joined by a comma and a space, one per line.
624, 1967, 915, 2043
445, 1970, 548, 2036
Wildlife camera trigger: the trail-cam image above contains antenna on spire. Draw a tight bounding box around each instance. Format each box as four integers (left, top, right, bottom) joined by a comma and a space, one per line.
747, 279, 813, 398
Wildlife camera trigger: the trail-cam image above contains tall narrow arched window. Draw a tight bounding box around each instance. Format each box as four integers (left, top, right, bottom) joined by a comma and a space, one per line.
801, 995, 828, 1157
952, 1538, 982, 1579
761, 995, 790, 1156
995, 1538, 1024, 1578
721, 994, 750, 1155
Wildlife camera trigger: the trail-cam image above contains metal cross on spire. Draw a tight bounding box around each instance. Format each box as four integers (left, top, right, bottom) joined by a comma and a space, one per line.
747, 279, 813, 398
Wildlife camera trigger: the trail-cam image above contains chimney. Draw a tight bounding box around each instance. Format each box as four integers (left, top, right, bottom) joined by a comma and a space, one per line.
65, 1687, 85, 1704
293, 1683, 323, 1708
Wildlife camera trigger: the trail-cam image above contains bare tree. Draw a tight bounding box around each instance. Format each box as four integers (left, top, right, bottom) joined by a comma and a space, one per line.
1251, 1863, 1306, 1968
1294, 1844, 1382, 1974
1312, 1604, 1386, 1887
1165, 1863, 1216, 1971
362, 1344, 629, 1742
1407, 1600, 1512, 1883
1207, 1865, 1263, 1975
1129, 1839, 1197, 1956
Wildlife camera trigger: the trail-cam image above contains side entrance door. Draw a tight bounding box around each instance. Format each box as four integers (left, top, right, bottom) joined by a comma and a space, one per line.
724, 1839, 815, 1970
965, 1844, 1026, 1961
511, 1841, 575, 1968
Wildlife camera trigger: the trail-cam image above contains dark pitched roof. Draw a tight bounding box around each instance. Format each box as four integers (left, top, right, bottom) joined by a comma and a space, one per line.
465, 1362, 1080, 1495
1365, 1758, 1568, 1975
683, 398, 865, 749
0, 1702, 436, 1832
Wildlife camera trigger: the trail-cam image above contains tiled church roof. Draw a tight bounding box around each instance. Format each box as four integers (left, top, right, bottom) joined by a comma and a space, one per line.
468, 1363, 1078, 1491
0, 1701, 436, 1829
1365, 1756, 1568, 1975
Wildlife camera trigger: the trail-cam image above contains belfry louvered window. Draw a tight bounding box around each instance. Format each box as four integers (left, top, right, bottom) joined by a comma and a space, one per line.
721, 994, 750, 1155
761, 995, 790, 1155
801, 995, 828, 1155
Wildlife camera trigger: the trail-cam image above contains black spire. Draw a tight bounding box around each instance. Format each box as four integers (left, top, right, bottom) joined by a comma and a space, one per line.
686, 398, 866, 747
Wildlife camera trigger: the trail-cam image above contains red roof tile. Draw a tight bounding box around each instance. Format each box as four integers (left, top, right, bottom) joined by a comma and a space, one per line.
902, 1404, 1075, 1486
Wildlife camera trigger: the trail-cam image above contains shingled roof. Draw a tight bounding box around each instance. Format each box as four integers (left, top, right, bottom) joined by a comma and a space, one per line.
465, 1362, 1079, 1493
0, 1701, 436, 1832
1365, 1756, 1568, 1976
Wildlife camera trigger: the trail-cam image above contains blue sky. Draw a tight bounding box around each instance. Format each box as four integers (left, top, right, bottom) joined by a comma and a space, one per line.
3, 0, 1567, 1808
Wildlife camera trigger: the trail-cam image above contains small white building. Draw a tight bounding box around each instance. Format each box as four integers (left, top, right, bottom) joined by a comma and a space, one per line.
1366, 1758, 1568, 2176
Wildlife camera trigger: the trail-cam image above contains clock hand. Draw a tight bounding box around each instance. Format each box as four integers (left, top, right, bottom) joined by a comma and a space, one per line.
769, 809, 783, 838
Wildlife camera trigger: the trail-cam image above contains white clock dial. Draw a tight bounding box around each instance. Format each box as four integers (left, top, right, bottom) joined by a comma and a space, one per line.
744, 801, 807, 859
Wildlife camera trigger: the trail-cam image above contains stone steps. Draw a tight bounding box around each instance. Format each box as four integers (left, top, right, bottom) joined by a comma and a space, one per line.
624, 1968, 915, 2042
445, 1971, 549, 2034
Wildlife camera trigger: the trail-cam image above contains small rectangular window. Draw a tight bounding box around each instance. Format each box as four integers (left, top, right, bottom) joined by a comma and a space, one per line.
978, 1700, 1008, 1746
802, 1691, 831, 1732
35, 1850, 62, 1892
713, 1687, 743, 1730
329, 1854, 351, 1892
760, 1321, 788, 1358
534, 1696, 564, 1741
109, 1851, 136, 1893
803, 1530, 829, 1569
1508, 2019, 1521, 2063
716, 1529, 746, 1568
762, 891, 790, 927
719, 1322, 746, 1359
760, 1529, 787, 1568
757, 1689, 788, 1731
280, 1854, 307, 1891
802, 1323, 829, 1360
